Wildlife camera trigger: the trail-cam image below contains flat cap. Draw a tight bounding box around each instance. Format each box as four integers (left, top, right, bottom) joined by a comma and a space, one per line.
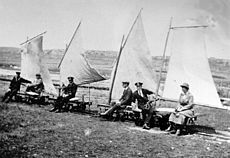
180, 83, 189, 89
135, 82, 143, 86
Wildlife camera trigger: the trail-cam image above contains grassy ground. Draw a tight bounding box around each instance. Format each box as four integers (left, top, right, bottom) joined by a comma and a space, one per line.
1, 81, 230, 157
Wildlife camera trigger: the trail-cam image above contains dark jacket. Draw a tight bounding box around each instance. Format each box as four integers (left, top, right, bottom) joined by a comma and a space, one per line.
9, 76, 31, 91
63, 82, 78, 98
132, 88, 153, 107
119, 87, 132, 105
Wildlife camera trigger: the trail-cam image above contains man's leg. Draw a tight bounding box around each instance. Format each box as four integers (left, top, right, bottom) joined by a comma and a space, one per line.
101, 103, 120, 116
143, 105, 155, 129
5, 89, 18, 103
2, 91, 11, 102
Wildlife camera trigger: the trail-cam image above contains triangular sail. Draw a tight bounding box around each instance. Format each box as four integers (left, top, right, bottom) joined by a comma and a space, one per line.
110, 13, 158, 102
59, 23, 105, 85
21, 36, 58, 96
163, 27, 223, 108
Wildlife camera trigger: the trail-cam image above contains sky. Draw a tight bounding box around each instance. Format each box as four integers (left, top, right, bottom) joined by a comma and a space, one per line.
0, 0, 229, 59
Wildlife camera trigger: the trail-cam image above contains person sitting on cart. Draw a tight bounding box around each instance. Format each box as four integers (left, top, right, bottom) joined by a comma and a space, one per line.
26, 73, 44, 95
132, 82, 156, 130
2, 71, 31, 103
50, 76, 78, 112
100, 81, 132, 120
165, 83, 194, 136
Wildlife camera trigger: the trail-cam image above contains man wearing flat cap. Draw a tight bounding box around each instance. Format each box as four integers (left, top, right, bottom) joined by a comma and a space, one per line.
26, 73, 44, 94
165, 83, 194, 136
132, 82, 156, 129
2, 72, 31, 103
100, 81, 132, 119
50, 76, 78, 112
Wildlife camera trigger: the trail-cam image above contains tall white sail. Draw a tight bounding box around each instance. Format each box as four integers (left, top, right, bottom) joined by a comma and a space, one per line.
110, 13, 158, 102
163, 27, 223, 108
21, 36, 58, 96
59, 23, 105, 86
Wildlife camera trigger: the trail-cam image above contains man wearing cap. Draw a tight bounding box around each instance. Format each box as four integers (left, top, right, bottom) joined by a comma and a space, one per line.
165, 83, 194, 136
26, 73, 44, 94
2, 72, 31, 103
50, 76, 78, 112
132, 82, 155, 130
100, 81, 132, 119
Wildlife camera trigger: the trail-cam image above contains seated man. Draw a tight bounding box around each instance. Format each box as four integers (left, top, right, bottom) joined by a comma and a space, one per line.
165, 83, 194, 136
26, 73, 44, 95
50, 76, 78, 112
132, 82, 156, 130
2, 71, 31, 103
100, 81, 132, 119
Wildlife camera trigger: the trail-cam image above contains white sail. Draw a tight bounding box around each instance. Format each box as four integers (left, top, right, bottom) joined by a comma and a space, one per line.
21, 36, 58, 96
110, 13, 158, 102
59, 23, 105, 86
163, 27, 223, 108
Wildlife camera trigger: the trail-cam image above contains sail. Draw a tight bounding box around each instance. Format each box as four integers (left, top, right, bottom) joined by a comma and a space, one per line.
163, 27, 223, 108
59, 23, 105, 85
110, 13, 158, 102
21, 36, 58, 96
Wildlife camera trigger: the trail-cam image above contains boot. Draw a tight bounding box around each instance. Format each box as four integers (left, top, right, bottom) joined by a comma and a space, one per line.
143, 123, 151, 130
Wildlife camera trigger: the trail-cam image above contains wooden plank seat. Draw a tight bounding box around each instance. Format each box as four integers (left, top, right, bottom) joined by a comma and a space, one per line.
16, 91, 49, 105
68, 96, 92, 112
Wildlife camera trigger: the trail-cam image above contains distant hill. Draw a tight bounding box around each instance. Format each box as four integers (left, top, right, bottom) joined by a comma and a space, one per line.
1, 47, 230, 97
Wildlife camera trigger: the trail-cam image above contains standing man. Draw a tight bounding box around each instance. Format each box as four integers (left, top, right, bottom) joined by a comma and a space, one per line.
50, 76, 78, 112
26, 74, 44, 94
2, 72, 31, 103
100, 81, 132, 119
132, 82, 156, 130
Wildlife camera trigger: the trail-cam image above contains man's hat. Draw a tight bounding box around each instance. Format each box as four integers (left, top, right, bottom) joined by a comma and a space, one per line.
36, 73, 41, 76
16, 71, 21, 74
68, 76, 74, 80
135, 82, 143, 86
180, 83, 189, 89
122, 81, 129, 85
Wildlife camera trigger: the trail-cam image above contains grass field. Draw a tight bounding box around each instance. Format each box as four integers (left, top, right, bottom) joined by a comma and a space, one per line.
1, 81, 230, 157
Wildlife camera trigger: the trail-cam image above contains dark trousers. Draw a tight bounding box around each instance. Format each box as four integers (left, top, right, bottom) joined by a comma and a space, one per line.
54, 95, 72, 111
104, 103, 127, 116
26, 86, 42, 94
139, 102, 155, 126
2, 89, 18, 103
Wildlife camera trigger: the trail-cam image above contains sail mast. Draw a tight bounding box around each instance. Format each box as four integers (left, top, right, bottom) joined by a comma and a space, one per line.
20, 31, 47, 45
58, 21, 81, 68
155, 18, 173, 99
108, 8, 143, 104
108, 35, 125, 104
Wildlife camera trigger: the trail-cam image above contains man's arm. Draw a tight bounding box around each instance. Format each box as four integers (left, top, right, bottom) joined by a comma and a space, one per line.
21, 78, 32, 84
9, 77, 15, 89
145, 89, 153, 95
120, 89, 132, 105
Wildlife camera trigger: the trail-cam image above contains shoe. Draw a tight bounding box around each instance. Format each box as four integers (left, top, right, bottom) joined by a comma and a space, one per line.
49, 108, 57, 112
175, 129, 181, 136
143, 124, 151, 130
165, 125, 172, 132
170, 130, 176, 134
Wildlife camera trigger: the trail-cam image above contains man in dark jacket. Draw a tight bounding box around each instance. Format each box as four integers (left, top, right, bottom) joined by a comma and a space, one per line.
2, 72, 31, 103
50, 76, 78, 112
100, 81, 132, 118
133, 82, 156, 129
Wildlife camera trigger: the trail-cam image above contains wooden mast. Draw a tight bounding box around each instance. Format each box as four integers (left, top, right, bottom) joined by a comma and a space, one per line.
107, 8, 143, 104
155, 18, 173, 99
20, 31, 47, 45
108, 35, 125, 104
58, 21, 81, 68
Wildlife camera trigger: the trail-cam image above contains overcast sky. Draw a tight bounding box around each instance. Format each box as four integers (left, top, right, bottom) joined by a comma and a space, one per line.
0, 0, 229, 58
